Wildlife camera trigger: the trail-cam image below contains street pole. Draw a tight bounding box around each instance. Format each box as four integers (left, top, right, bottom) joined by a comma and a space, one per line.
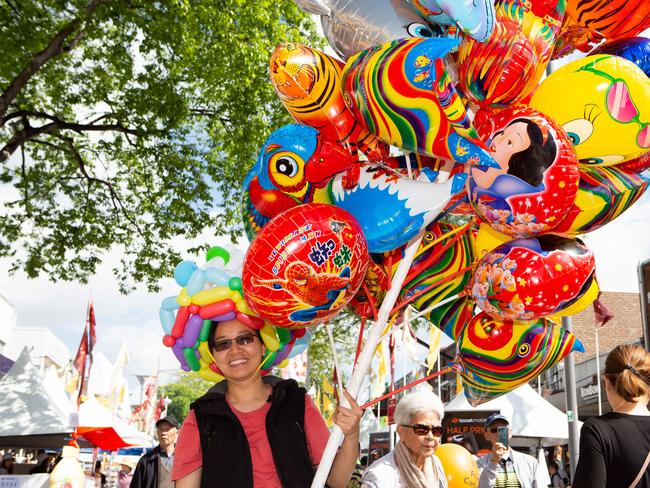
562, 316, 580, 479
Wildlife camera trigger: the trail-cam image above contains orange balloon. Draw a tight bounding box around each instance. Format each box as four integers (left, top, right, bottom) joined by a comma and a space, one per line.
436, 443, 479, 488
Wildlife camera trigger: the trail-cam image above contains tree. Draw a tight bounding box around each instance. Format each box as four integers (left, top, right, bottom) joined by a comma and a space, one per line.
0, 0, 320, 292
159, 372, 212, 422
307, 311, 359, 392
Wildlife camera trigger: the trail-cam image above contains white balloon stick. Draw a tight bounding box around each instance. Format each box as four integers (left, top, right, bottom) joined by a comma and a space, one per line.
311, 230, 424, 488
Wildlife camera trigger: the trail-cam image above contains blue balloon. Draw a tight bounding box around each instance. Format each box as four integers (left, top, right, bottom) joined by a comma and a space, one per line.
289, 331, 312, 358
161, 296, 180, 312
185, 269, 206, 296
591, 37, 650, 78
174, 260, 198, 287
159, 308, 175, 334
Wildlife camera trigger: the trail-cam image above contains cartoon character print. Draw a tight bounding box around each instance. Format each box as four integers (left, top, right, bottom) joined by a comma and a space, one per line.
471, 252, 520, 318
254, 261, 351, 323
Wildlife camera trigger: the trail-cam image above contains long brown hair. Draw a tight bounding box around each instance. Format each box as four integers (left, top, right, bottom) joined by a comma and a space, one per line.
604, 344, 650, 402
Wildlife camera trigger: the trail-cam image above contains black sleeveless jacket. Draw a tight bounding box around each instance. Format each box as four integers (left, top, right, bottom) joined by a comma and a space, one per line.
191, 376, 316, 488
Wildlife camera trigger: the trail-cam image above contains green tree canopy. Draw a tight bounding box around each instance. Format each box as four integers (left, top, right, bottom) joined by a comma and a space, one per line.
160, 372, 212, 422
0, 0, 320, 291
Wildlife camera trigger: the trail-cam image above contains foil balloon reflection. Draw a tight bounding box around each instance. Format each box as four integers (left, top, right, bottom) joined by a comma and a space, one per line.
457, 0, 566, 107
294, 0, 445, 60
590, 37, 650, 78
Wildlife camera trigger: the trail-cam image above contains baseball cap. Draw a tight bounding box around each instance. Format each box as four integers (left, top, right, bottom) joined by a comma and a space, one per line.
485, 413, 509, 428
2, 453, 15, 461
155, 415, 179, 429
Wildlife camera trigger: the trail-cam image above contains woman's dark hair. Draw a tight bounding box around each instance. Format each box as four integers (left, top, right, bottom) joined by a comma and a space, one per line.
604, 344, 650, 402
549, 461, 559, 471
207, 320, 261, 353
501, 118, 557, 187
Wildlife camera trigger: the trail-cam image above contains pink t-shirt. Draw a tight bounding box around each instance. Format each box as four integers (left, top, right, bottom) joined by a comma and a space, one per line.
171, 394, 330, 487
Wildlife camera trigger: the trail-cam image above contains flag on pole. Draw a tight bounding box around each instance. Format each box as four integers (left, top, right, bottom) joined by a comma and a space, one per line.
88, 300, 97, 366
71, 325, 89, 406
593, 293, 614, 327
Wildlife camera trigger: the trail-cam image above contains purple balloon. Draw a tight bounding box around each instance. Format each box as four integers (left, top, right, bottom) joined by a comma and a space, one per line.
175, 337, 185, 348
195, 348, 201, 359
183, 314, 203, 346
172, 345, 190, 371
273, 344, 291, 365
209, 311, 237, 322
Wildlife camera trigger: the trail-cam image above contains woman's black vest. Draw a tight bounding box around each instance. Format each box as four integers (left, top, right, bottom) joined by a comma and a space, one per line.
191, 377, 316, 488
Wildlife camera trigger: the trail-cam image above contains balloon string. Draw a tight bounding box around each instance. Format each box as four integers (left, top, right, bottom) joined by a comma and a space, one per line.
407, 221, 474, 277
354, 318, 366, 364
390, 265, 473, 317
361, 281, 379, 322
361, 367, 453, 410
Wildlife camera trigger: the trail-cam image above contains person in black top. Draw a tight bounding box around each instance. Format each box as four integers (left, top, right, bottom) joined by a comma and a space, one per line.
573, 344, 650, 488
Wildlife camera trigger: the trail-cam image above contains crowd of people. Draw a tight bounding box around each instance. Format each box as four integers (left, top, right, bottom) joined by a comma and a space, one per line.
127, 318, 649, 488
0, 317, 648, 487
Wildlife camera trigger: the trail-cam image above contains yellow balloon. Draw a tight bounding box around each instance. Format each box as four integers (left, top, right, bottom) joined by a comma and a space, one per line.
436, 443, 479, 488
530, 55, 650, 167
260, 324, 280, 352
198, 367, 224, 383
176, 288, 191, 306
475, 223, 511, 257
191, 286, 235, 306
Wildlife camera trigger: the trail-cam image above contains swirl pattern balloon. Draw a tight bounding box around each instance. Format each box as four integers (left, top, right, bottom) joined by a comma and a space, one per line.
529, 55, 650, 167
553, 165, 650, 235
457, 0, 565, 107
341, 37, 497, 167
455, 312, 584, 405
269, 43, 388, 162
470, 235, 596, 321
242, 204, 368, 328
468, 106, 580, 237
387, 221, 476, 326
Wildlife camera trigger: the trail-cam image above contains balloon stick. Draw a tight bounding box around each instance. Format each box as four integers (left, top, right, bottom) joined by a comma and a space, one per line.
326, 323, 345, 402
311, 230, 425, 487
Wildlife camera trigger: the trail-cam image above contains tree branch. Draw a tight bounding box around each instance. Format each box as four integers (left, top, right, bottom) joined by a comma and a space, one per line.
0, 0, 108, 120
0, 111, 145, 162
57, 135, 145, 238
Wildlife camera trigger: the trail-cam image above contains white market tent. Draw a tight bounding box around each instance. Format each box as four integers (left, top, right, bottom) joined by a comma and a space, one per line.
0, 347, 151, 449
0, 347, 75, 448
446, 383, 582, 447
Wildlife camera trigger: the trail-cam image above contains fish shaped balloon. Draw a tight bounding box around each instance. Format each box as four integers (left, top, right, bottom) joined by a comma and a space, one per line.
407, 0, 495, 42
454, 312, 585, 405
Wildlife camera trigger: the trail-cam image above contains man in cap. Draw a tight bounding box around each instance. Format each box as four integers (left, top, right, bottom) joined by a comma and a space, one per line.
132, 415, 179, 488
477, 414, 544, 488
0, 453, 15, 475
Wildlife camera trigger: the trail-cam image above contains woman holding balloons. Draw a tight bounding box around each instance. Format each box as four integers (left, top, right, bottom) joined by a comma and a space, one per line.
362, 389, 449, 488
171, 317, 364, 488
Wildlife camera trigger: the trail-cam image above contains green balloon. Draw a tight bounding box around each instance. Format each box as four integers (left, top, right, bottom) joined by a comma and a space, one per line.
206, 246, 230, 265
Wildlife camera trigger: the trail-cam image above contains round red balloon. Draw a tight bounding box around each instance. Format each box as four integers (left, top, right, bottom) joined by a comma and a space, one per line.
242, 203, 369, 328
467, 106, 580, 238
470, 234, 595, 321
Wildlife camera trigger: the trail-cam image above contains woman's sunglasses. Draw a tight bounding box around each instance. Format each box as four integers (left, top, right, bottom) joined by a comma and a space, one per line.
403, 424, 444, 437
213, 333, 259, 352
